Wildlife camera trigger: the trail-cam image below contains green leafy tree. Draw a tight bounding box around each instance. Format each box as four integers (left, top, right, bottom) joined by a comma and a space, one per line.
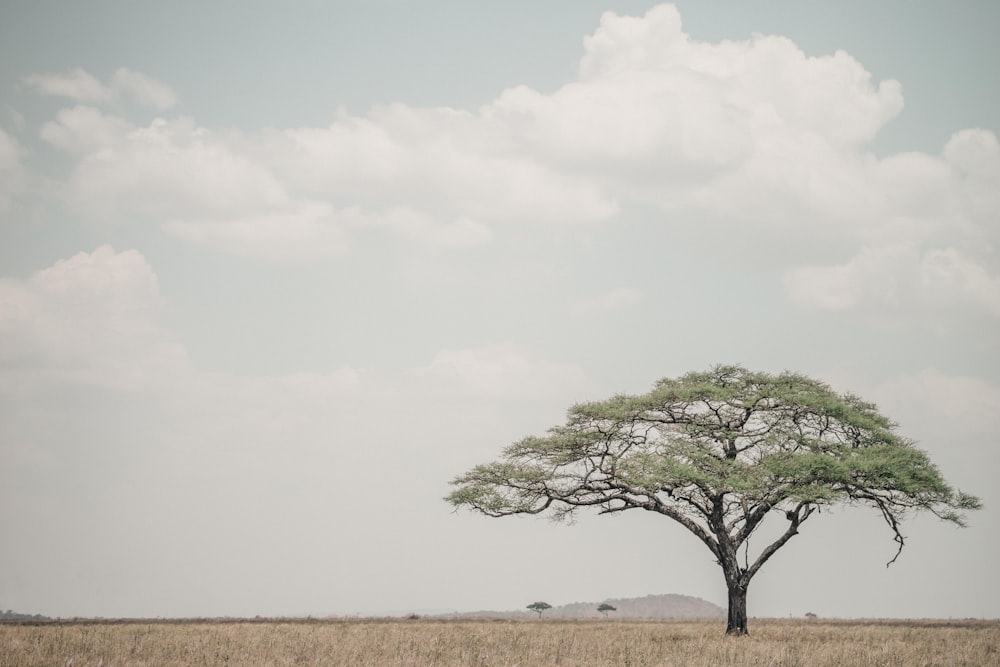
527, 601, 552, 618
446, 365, 980, 636
597, 603, 617, 617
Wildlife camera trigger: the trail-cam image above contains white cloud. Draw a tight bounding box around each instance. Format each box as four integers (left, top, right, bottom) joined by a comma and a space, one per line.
579, 0, 904, 152
28, 7, 911, 259
488, 3, 901, 209
162, 201, 348, 260
784, 244, 917, 311
163, 204, 491, 258
24, 67, 177, 109
942, 129, 1000, 243
274, 105, 619, 225
40, 105, 132, 154
785, 244, 1000, 317
20, 4, 998, 329
24, 68, 107, 104
780, 124, 1000, 318
944, 128, 1000, 179
921, 248, 1000, 315
46, 103, 611, 256
65, 116, 286, 220
0, 246, 188, 390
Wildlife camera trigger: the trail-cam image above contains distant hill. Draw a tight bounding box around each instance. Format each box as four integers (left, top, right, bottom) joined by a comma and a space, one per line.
442, 594, 724, 619
552, 594, 724, 619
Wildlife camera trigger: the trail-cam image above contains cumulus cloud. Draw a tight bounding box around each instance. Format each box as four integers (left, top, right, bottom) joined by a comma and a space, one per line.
782, 124, 1000, 318
39, 105, 133, 154
21, 4, 999, 323
488, 3, 902, 208
65, 117, 286, 220
28, 6, 910, 248
23, 68, 106, 104
162, 201, 348, 260
44, 110, 504, 257
942, 129, 1000, 242
272, 105, 619, 225
24, 67, 177, 109
921, 249, 1000, 315
784, 244, 917, 311
0, 246, 188, 389
785, 244, 1000, 316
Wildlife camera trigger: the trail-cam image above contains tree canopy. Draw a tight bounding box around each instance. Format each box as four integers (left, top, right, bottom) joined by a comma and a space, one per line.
446, 365, 980, 635
527, 601, 552, 618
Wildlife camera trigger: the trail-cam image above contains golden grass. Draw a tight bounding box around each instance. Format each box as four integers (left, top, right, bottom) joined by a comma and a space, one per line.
1, 617, 997, 667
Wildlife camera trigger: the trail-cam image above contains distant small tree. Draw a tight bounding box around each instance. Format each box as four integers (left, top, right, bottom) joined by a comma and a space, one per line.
805, 612, 818, 620
597, 603, 617, 617
527, 601, 552, 618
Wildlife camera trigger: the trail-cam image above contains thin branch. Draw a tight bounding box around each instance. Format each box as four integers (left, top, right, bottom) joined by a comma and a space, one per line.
745, 502, 815, 581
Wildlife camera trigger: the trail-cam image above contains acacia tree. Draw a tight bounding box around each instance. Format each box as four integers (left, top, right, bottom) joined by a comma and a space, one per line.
446, 365, 980, 635
597, 603, 617, 617
527, 601, 552, 618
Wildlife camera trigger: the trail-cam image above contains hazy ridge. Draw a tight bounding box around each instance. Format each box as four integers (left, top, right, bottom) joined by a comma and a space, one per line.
442, 593, 725, 619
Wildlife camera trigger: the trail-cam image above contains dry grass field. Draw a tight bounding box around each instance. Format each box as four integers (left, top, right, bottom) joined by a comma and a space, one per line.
1, 617, 997, 667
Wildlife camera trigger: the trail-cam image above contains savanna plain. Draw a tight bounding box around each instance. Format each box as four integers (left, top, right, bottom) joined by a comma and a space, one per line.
2, 617, 997, 667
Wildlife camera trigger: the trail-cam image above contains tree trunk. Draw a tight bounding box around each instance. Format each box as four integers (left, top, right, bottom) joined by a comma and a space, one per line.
726, 583, 749, 636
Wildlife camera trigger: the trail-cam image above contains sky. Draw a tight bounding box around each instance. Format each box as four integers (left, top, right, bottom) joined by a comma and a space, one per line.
0, 0, 997, 619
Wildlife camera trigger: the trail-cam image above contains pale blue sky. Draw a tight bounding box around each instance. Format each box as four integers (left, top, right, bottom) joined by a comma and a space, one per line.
0, 1, 997, 619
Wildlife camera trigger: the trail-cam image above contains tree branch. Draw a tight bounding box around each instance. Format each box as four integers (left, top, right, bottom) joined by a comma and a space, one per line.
745, 502, 815, 581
